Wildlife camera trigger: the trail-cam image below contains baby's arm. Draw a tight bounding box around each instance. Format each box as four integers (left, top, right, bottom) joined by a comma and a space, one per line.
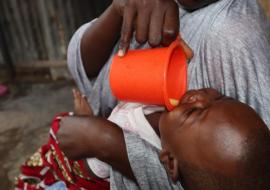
57, 115, 135, 180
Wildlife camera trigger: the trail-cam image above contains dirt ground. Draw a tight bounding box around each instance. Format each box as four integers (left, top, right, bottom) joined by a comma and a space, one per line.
0, 82, 74, 189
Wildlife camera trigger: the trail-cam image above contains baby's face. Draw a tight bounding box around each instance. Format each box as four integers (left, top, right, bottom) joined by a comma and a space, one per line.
159, 88, 224, 148
159, 88, 248, 173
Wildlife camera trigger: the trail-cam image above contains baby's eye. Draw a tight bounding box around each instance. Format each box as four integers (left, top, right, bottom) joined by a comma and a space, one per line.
185, 107, 197, 117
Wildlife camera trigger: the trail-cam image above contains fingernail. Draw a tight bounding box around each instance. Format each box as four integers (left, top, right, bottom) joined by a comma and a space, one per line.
69, 112, 74, 116
82, 94, 87, 99
56, 116, 62, 120
118, 49, 125, 57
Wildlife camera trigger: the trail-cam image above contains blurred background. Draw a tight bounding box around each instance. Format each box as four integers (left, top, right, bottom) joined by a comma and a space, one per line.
0, 0, 112, 82
0, 0, 269, 189
0, 0, 112, 189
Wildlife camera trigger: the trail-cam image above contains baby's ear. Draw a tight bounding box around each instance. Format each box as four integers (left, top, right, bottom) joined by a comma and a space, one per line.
160, 149, 179, 183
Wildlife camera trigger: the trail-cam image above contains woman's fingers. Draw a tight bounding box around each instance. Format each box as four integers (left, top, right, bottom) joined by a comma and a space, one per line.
118, 5, 136, 57
162, 2, 179, 47
117, 0, 180, 56
148, 7, 164, 47
135, 8, 151, 44
180, 38, 194, 61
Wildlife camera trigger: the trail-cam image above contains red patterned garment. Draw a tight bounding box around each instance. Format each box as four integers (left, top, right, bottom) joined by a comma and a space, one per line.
15, 113, 110, 190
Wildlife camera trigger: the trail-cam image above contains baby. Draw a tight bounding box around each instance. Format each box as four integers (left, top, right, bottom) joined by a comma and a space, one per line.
72, 88, 164, 179
74, 88, 270, 189
159, 88, 270, 190
17, 87, 270, 189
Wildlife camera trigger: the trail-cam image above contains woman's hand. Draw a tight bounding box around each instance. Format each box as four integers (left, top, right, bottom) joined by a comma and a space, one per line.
112, 0, 180, 56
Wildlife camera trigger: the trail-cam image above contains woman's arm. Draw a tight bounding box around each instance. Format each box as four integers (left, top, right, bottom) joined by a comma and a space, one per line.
81, 5, 122, 78
57, 116, 135, 180
80, 0, 181, 78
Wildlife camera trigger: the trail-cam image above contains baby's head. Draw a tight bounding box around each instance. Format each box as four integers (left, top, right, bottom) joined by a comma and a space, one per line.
159, 88, 270, 190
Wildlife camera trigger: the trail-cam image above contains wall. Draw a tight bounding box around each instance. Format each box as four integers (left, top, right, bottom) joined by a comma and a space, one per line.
0, 0, 269, 67
0, 0, 111, 66
0, 50, 3, 65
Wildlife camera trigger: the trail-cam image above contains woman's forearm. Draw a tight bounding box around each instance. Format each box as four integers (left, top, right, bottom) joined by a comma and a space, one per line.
81, 5, 122, 78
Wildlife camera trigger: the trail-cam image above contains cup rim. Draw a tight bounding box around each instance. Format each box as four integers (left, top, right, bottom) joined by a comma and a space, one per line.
163, 40, 187, 110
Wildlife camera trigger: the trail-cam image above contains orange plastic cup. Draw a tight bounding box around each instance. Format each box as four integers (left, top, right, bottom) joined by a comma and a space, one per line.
109, 40, 187, 110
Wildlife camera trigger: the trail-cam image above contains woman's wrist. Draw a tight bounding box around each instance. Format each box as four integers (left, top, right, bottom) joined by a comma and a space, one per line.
80, 4, 123, 78
109, 3, 123, 18
106, 4, 123, 25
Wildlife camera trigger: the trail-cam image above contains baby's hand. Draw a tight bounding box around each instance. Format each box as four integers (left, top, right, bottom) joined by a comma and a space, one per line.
112, 0, 180, 56
73, 89, 93, 116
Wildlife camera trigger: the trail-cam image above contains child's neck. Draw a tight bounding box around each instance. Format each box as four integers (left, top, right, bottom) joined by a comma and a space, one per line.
145, 112, 163, 136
